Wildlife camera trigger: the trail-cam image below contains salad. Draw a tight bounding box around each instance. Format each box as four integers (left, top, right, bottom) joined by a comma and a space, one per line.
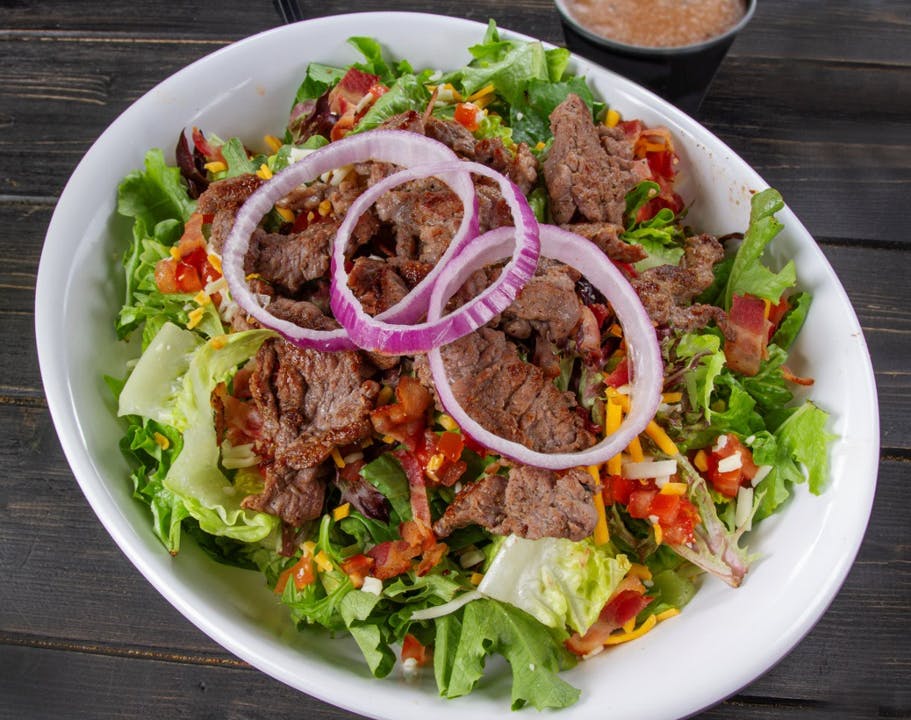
108, 22, 833, 711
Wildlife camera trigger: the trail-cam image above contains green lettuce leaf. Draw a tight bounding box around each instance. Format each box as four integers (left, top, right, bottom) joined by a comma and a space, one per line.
435, 599, 580, 710
774, 401, 834, 495
360, 454, 412, 523
354, 72, 432, 133
291, 62, 346, 105
771, 291, 812, 350
119, 323, 278, 544
117, 148, 195, 230
477, 535, 630, 634
340, 590, 397, 677
724, 188, 797, 308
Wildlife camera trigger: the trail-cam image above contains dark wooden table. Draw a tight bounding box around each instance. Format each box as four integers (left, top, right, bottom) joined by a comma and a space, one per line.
2, 1, 908, 718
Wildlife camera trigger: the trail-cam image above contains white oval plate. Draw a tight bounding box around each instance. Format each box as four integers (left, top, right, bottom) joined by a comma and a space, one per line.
35, 12, 878, 720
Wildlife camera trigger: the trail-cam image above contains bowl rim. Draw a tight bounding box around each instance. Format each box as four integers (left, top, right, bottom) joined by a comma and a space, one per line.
553, 0, 757, 57
34, 10, 879, 720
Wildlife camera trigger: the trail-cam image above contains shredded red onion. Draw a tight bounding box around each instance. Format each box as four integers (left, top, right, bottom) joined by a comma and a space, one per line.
221, 131, 475, 351
426, 225, 663, 470
331, 160, 540, 354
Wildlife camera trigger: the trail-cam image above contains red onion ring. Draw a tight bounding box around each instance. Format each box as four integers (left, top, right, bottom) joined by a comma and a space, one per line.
426, 225, 663, 470
331, 160, 540, 354
221, 131, 475, 351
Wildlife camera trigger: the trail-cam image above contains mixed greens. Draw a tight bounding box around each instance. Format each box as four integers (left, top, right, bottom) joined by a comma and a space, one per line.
109, 22, 832, 711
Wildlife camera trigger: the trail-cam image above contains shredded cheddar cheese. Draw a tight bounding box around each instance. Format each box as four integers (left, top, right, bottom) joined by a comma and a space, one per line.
314, 550, 333, 573
659, 482, 687, 496
275, 206, 295, 223
186, 307, 205, 330
605, 108, 621, 127
656, 608, 680, 622
264, 134, 283, 153
153, 432, 170, 450
204, 160, 227, 173
693, 449, 709, 472
645, 421, 679, 456
332, 503, 350, 521
604, 614, 657, 645
330, 447, 345, 469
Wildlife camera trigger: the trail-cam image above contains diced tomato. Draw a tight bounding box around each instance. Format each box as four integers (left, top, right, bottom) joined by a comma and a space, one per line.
603, 358, 629, 388
453, 102, 482, 132
704, 433, 758, 499
340, 553, 374, 589
662, 500, 698, 545
436, 432, 464, 463
192, 126, 222, 162
371, 376, 432, 451
401, 633, 430, 666
291, 555, 316, 590
602, 474, 637, 506
647, 493, 681, 526
274, 553, 316, 594
627, 489, 658, 519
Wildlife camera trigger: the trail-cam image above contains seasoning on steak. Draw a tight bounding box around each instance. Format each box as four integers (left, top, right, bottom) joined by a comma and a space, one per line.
243, 463, 329, 528
543, 93, 639, 226
242, 338, 380, 526
433, 327, 596, 453
244, 222, 335, 296
432, 465, 597, 541
500, 262, 584, 345
347, 256, 410, 315
631, 233, 727, 331
195, 174, 264, 253
561, 222, 647, 264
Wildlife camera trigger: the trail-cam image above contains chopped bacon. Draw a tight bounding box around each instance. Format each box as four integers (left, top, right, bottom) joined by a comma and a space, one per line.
781, 365, 815, 386
212, 382, 262, 446
724, 294, 772, 376
565, 588, 653, 656
367, 540, 417, 580
396, 451, 432, 525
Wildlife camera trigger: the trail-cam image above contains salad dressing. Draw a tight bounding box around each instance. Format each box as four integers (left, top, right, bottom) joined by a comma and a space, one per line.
563, 0, 747, 48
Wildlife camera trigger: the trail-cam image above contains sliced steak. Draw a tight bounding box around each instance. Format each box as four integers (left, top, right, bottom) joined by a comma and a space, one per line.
243, 339, 380, 525
500, 263, 583, 345
196, 174, 265, 253
562, 222, 647, 264
433, 465, 597, 541
631, 233, 727, 331
437, 327, 595, 453
245, 221, 334, 295
543, 94, 638, 226
242, 463, 329, 528
347, 256, 410, 316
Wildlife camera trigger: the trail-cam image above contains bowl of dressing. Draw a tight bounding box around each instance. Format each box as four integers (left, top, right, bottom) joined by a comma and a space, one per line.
554, 0, 756, 114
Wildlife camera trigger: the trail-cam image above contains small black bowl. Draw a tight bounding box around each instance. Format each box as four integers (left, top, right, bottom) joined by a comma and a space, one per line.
554, 0, 756, 114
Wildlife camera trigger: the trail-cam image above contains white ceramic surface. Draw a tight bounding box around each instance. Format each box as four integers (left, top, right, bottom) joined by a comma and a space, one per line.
35, 12, 879, 720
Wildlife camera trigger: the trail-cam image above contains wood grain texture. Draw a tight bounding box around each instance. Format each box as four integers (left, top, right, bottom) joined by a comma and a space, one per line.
1, 0, 909, 718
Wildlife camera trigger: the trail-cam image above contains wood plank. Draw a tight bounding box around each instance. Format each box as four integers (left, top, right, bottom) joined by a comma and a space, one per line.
0, 40, 908, 245
4, 1, 910, 67
0, 639, 897, 720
